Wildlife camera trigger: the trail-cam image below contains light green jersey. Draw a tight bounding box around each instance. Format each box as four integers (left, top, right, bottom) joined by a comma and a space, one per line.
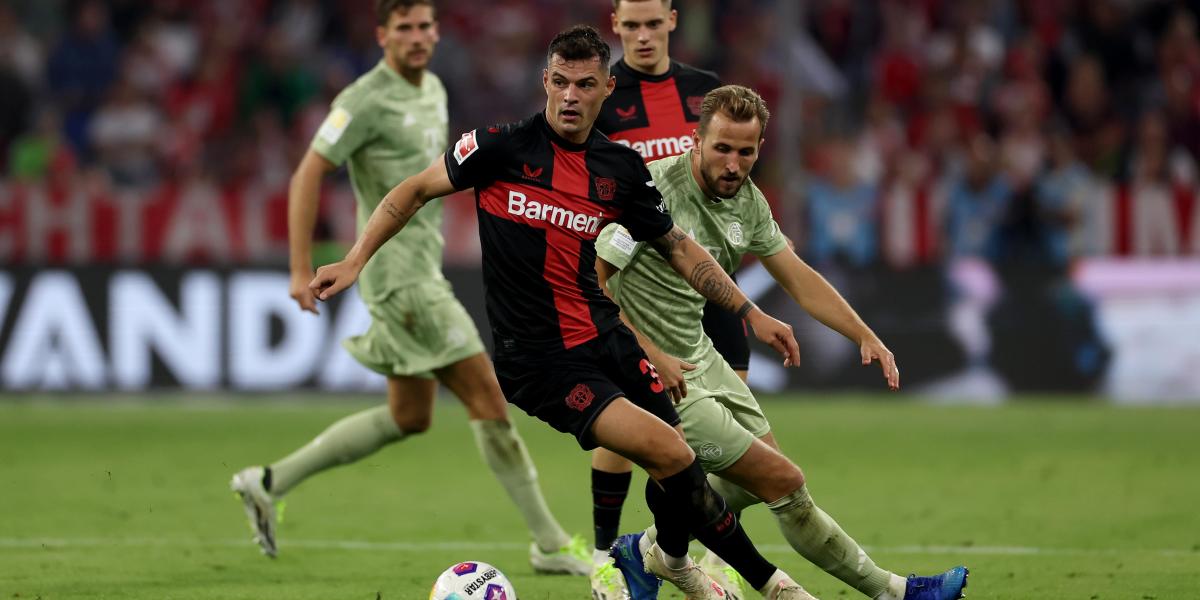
311, 60, 449, 302
596, 151, 788, 372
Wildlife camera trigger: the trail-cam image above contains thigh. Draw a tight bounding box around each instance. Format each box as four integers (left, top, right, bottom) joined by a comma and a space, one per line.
387, 375, 438, 432
434, 352, 508, 421
590, 396, 693, 480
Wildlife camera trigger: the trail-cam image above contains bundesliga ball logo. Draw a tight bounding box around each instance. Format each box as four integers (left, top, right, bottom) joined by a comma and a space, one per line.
430, 561, 517, 600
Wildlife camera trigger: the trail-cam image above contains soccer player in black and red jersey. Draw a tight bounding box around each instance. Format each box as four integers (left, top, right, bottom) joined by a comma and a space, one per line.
311, 24, 814, 600
590, 0, 750, 595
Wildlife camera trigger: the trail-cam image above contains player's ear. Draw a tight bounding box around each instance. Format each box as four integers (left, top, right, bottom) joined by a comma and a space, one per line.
611, 12, 619, 35
668, 9, 678, 32
605, 74, 616, 97
375, 24, 387, 49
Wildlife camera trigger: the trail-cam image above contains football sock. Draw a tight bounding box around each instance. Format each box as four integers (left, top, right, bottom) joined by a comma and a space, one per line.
470, 419, 570, 553
655, 459, 778, 590
592, 469, 632, 551
270, 404, 403, 496
767, 484, 894, 598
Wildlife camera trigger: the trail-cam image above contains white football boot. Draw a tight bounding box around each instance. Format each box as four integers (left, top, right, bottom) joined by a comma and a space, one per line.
230, 466, 277, 558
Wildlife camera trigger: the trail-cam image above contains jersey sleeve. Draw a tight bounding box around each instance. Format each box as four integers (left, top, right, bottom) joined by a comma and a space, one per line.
443, 125, 508, 191
310, 92, 375, 166
596, 223, 644, 270
616, 155, 674, 241
746, 184, 788, 257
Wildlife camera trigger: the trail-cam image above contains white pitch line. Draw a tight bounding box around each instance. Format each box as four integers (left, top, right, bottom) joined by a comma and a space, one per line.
0, 537, 1194, 558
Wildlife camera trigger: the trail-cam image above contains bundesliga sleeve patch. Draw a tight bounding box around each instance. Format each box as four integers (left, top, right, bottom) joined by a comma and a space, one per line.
316, 107, 353, 146
453, 129, 479, 165
608, 226, 637, 255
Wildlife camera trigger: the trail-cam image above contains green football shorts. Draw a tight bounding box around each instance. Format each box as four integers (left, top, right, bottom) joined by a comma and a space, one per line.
343, 279, 486, 379
676, 350, 772, 472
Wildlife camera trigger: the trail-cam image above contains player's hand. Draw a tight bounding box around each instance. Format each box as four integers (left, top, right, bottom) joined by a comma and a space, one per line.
309, 260, 361, 301
860, 336, 900, 390
290, 269, 320, 314
650, 350, 696, 404
746, 309, 800, 367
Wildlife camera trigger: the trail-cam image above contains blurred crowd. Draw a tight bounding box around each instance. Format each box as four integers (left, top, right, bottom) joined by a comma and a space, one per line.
3, 0, 1200, 267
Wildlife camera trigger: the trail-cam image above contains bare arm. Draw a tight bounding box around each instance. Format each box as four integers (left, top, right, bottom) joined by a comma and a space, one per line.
649, 225, 800, 366
762, 248, 899, 389
597, 256, 695, 401
287, 149, 336, 313
309, 157, 456, 300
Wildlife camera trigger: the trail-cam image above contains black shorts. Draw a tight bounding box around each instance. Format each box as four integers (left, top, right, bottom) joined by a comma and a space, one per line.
702, 286, 750, 371
494, 326, 681, 450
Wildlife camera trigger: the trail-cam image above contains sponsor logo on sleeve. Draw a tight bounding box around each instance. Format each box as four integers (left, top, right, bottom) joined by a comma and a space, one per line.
316, 107, 353, 146
453, 130, 479, 165
608, 226, 636, 255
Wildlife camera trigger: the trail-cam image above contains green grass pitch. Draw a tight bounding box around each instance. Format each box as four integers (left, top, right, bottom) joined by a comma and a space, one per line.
1, 395, 1197, 599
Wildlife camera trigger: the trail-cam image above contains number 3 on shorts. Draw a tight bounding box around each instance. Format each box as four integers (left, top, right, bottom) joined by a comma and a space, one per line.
639, 358, 665, 394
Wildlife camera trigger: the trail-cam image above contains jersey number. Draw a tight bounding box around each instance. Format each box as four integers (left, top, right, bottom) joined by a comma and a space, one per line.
639, 358, 665, 394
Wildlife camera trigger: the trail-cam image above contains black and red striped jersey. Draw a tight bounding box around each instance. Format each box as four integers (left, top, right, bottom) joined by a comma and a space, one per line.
595, 59, 722, 163
444, 112, 674, 352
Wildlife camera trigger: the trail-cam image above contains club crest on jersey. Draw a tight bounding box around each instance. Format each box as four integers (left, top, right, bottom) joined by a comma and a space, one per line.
727, 222, 744, 245
565, 383, 595, 411
453, 130, 479, 165
595, 177, 616, 201
616, 105, 638, 121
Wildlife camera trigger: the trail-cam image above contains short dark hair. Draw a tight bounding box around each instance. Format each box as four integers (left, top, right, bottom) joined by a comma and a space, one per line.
375, 0, 433, 26
698, 85, 771, 136
546, 25, 611, 70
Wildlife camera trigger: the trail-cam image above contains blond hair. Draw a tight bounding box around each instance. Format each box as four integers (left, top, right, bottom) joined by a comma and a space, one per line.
698, 85, 770, 136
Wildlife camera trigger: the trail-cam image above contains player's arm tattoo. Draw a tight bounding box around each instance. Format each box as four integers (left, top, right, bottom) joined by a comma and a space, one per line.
649, 226, 689, 259
687, 259, 737, 311
381, 195, 424, 227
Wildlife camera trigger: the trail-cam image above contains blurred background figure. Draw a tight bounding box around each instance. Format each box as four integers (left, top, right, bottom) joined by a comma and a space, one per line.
0, 0, 1196, 403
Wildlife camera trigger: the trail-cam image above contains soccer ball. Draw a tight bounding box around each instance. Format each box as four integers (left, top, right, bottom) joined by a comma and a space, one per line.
429, 561, 517, 600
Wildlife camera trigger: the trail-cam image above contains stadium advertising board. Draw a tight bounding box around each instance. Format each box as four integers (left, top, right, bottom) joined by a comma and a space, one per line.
0, 264, 1197, 402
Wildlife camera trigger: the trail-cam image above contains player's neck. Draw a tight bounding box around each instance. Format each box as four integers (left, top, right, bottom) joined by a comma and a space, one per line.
622, 54, 671, 77
385, 55, 424, 86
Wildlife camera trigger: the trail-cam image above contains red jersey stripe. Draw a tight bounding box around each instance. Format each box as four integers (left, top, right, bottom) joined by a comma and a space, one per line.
548, 145, 598, 347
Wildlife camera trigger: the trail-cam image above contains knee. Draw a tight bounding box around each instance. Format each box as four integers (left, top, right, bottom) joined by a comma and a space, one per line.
391, 410, 432, 434
650, 439, 696, 476
777, 464, 806, 496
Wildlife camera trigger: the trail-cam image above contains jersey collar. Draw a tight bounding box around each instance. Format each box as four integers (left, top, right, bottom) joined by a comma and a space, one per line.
538, 111, 594, 152
615, 58, 677, 83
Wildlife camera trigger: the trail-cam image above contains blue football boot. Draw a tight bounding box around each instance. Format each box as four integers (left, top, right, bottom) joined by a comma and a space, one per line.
905, 566, 969, 600
609, 532, 662, 600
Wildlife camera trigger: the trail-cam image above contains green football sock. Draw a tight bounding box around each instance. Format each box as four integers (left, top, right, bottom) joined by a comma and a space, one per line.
270, 404, 404, 496
470, 419, 569, 552
767, 484, 893, 598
